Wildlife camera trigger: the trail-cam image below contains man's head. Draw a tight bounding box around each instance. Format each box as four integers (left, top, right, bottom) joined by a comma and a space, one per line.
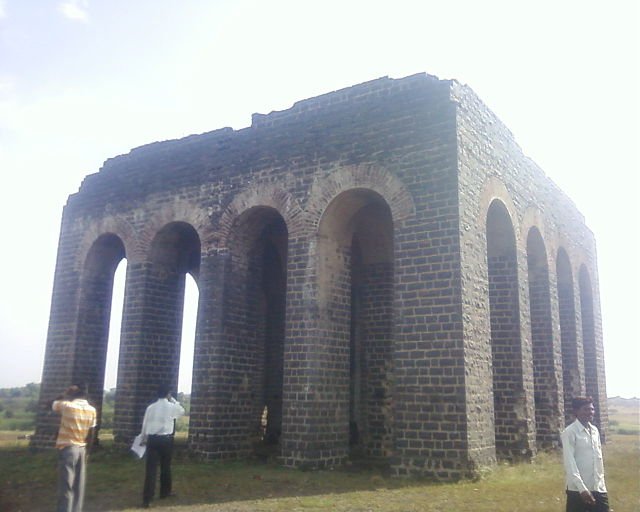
572, 396, 595, 425
66, 383, 87, 400
156, 384, 172, 399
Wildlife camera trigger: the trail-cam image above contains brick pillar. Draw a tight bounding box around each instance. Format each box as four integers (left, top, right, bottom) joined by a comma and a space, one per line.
579, 266, 608, 440
557, 250, 584, 423
188, 250, 228, 456
31, 215, 83, 448
390, 219, 470, 479
527, 231, 563, 449
187, 247, 261, 459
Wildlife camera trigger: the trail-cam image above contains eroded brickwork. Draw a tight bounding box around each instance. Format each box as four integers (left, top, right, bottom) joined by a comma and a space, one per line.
33, 73, 607, 479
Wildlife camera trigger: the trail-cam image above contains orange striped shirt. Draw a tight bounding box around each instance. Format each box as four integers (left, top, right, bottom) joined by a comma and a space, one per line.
52, 399, 97, 448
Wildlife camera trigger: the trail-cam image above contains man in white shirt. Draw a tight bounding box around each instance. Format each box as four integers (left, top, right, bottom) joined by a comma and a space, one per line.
139, 384, 185, 508
560, 396, 609, 512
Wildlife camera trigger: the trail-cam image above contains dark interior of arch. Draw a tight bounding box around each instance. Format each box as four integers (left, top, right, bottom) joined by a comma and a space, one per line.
323, 190, 394, 459
142, 222, 201, 409
486, 200, 526, 460
222, 208, 288, 453
74, 233, 126, 427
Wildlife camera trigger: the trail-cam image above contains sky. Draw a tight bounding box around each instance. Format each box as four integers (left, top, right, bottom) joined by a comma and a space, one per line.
0, 0, 638, 397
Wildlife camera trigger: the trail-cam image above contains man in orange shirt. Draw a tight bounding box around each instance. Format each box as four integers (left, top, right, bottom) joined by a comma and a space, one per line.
52, 384, 97, 512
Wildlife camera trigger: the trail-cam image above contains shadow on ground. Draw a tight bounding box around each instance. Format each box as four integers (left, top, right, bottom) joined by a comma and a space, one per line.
0, 439, 437, 512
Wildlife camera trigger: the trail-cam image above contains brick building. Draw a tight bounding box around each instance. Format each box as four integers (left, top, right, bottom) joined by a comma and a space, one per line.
32, 73, 607, 479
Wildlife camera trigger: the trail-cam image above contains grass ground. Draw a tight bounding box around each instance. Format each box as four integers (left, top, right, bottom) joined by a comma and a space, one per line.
1, 402, 637, 512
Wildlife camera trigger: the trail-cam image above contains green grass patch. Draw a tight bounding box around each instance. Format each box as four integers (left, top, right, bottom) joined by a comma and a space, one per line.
1, 394, 637, 511
0, 432, 637, 512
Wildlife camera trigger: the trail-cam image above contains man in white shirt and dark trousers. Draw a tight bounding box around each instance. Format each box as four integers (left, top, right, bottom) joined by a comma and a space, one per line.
561, 396, 609, 512
140, 384, 185, 508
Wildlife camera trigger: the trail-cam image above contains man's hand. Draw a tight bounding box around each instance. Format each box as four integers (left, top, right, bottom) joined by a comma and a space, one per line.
580, 490, 596, 505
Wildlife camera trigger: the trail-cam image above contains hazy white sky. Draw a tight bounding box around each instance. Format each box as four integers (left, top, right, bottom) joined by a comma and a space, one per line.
0, 0, 638, 396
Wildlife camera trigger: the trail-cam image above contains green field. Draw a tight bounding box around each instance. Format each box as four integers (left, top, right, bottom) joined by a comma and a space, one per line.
1, 398, 638, 512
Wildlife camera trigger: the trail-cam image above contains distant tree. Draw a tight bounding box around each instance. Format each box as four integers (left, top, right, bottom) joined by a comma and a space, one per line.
24, 383, 40, 397
5, 410, 14, 419
177, 392, 191, 414
103, 388, 116, 406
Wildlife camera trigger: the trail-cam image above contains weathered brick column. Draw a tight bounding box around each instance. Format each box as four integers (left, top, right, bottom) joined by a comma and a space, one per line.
557, 249, 584, 423
527, 229, 564, 449
31, 212, 83, 448
579, 262, 608, 440
188, 249, 253, 458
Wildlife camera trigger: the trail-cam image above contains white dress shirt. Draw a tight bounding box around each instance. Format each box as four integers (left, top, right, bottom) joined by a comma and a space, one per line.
140, 397, 185, 438
561, 419, 607, 493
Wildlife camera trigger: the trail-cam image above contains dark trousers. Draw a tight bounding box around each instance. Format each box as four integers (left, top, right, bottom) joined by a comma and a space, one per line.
566, 490, 609, 512
143, 435, 174, 504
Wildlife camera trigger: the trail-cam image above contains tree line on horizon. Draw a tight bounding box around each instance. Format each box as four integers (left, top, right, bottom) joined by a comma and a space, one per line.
0, 383, 633, 434
0, 383, 191, 432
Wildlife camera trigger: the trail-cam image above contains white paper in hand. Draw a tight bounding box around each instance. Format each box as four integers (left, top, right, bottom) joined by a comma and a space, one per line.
131, 434, 146, 459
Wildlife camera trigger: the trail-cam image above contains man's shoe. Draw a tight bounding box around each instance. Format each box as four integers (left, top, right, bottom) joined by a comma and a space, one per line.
160, 492, 177, 499
141, 502, 150, 509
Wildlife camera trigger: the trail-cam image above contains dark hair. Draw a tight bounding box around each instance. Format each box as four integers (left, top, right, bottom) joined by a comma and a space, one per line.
68, 383, 88, 399
571, 396, 593, 412
156, 384, 172, 399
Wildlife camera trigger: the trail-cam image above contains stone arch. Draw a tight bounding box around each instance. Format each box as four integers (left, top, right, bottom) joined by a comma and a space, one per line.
112, 221, 202, 443
219, 204, 289, 455
478, 177, 522, 246
74, 215, 140, 269
314, 186, 395, 460
149, 221, 202, 277
216, 183, 305, 248
486, 198, 529, 460
556, 247, 582, 421
74, 232, 127, 427
137, 198, 213, 269
526, 225, 561, 448
145, 221, 201, 391
306, 163, 415, 230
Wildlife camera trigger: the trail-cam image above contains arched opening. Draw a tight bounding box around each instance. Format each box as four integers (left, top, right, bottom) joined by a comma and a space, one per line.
224, 207, 288, 455
579, 265, 601, 426
486, 200, 527, 460
557, 248, 581, 422
102, 260, 127, 438
105, 262, 126, 392
105, 257, 196, 438
131, 222, 200, 438
318, 189, 394, 460
74, 233, 126, 439
179, 274, 198, 395
526, 227, 560, 448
